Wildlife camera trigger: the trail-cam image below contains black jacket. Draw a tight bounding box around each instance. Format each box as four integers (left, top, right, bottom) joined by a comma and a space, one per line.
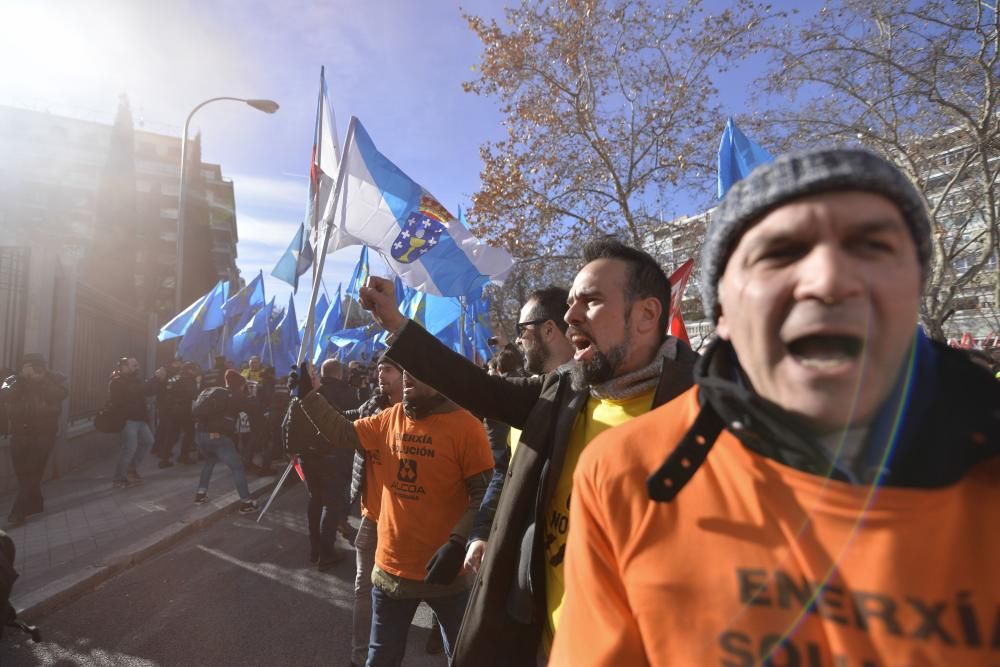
194, 388, 255, 437
161, 372, 198, 417
109, 372, 159, 423
668, 335, 1000, 493
0, 372, 68, 437
385, 320, 699, 665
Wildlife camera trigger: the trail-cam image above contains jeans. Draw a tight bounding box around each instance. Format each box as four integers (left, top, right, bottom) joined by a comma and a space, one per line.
195, 432, 250, 500
367, 585, 470, 666
114, 420, 154, 483
300, 454, 350, 563
352, 517, 378, 665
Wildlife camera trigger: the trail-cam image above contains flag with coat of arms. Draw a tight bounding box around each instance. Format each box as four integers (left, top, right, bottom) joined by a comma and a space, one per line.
318, 117, 514, 297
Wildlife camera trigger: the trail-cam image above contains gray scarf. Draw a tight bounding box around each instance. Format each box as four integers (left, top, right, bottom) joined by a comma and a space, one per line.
588, 337, 679, 401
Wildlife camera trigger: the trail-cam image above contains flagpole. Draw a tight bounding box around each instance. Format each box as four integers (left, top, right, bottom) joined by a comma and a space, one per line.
298, 116, 358, 364
305, 67, 326, 357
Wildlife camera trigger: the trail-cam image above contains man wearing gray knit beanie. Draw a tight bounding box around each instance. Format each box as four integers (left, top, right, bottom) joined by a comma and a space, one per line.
551, 148, 1000, 666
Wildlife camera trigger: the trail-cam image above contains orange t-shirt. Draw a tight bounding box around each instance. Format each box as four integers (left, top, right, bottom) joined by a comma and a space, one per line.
354, 402, 494, 580
551, 387, 1000, 667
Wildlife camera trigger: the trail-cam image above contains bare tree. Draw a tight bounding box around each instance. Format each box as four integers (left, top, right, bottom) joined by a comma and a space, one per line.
463, 0, 787, 273
758, 0, 1000, 340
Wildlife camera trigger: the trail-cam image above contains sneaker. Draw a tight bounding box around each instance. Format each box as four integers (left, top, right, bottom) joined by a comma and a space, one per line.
238, 500, 257, 515
112, 480, 130, 490
194, 492, 208, 504
158, 459, 174, 469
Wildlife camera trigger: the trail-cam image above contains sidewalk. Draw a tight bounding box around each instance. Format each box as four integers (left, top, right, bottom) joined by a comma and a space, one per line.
0, 435, 280, 621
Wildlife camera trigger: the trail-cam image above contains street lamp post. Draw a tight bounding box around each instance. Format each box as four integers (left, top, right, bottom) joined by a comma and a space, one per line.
175, 97, 279, 314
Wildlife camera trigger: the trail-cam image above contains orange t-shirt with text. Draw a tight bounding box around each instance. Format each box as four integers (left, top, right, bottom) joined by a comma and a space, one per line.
360, 443, 384, 522
354, 403, 494, 580
550, 387, 1000, 667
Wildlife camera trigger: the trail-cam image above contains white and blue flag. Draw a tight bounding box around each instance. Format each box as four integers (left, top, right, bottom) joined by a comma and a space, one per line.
320, 117, 514, 297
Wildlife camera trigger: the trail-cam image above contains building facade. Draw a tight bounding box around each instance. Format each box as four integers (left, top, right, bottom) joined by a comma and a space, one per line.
0, 97, 239, 461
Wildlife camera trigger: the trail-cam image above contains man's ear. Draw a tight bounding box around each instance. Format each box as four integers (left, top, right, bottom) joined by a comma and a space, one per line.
714, 283, 730, 341
632, 296, 662, 336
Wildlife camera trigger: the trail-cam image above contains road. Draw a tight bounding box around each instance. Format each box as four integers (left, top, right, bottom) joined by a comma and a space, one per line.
0, 482, 448, 667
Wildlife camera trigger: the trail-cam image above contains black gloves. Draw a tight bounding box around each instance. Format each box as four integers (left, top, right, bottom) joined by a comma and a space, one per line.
424, 536, 467, 585
289, 361, 314, 398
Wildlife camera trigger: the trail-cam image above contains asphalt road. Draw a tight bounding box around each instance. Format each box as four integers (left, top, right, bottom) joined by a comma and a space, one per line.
0, 482, 448, 667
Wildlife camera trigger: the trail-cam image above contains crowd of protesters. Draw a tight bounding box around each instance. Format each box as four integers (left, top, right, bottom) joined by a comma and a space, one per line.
285, 148, 999, 667
1, 147, 998, 665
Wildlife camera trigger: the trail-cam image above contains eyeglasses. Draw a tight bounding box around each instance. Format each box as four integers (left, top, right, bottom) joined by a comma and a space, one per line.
515, 319, 548, 338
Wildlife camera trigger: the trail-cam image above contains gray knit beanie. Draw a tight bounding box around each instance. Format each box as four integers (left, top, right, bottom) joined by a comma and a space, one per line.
700, 148, 932, 322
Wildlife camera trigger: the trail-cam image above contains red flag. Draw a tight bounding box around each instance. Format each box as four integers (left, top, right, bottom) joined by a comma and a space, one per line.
293, 456, 305, 481
667, 259, 695, 344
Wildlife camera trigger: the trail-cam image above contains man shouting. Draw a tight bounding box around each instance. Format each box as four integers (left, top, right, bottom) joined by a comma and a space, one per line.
287, 367, 493, 666
358, 238, 699, 664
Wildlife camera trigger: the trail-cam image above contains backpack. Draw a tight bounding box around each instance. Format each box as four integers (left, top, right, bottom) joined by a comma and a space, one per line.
192, 387, 231, 420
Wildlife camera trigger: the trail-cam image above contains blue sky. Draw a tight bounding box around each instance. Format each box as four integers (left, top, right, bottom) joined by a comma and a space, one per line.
0, 0, 784, 321
0, 0, 507, 318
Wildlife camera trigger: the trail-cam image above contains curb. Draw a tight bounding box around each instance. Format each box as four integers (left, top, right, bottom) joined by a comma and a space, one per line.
14, 475, 280, 622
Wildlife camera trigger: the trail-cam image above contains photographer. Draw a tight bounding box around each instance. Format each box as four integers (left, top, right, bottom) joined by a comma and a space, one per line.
0, 354, 68, 526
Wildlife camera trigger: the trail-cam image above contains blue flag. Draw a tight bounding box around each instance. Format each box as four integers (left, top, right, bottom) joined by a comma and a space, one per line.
345, 246, 370, 298
718, 117, 773, 198
312, 284, 345, 364
159, 281, 228, 342
329, 325, 384, 363
231, 297, 274, 365
268, 293, 301, 375
222, 271, 266, 359
271, 222, 314, 293
159, 293, 207, 342
177, 327, 221, 370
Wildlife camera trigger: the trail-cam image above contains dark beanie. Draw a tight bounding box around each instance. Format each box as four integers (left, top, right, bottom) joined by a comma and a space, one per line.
377, 352, 402, 372
700, 148, 932, 322
224, 369, 245, 389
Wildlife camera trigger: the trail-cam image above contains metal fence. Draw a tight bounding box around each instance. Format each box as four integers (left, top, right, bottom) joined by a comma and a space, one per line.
69, 282, 148, 421
0, 246, 30, 374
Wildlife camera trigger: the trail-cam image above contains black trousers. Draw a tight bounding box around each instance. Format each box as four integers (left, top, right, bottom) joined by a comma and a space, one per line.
299, 454, 352, 560
9, 428, 56, 518
155, 411, 194, 460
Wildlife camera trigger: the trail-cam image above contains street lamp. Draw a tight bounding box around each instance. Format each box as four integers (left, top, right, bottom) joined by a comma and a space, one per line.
174, 97, 279, 314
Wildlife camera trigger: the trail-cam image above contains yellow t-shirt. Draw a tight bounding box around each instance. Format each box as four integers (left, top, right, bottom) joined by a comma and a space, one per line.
543, 390, 654, 648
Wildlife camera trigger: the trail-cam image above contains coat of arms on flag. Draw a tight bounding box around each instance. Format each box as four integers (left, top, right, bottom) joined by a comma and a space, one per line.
390, 194, 451, 264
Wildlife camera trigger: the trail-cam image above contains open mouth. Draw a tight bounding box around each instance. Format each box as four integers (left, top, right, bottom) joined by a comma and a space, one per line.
570, 333, 593, 361
786, 334, 863, 370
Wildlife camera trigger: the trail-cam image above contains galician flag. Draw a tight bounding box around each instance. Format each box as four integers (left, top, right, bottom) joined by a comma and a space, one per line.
309, 66, 342, 246
320, 117, 514, 297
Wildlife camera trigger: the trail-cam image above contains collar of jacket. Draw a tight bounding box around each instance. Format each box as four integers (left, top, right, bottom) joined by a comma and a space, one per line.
589, 337, 679, 400
692, 330, 999, 488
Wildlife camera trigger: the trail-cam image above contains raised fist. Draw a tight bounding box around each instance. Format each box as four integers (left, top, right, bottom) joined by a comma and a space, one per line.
358, 277, 406, 333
